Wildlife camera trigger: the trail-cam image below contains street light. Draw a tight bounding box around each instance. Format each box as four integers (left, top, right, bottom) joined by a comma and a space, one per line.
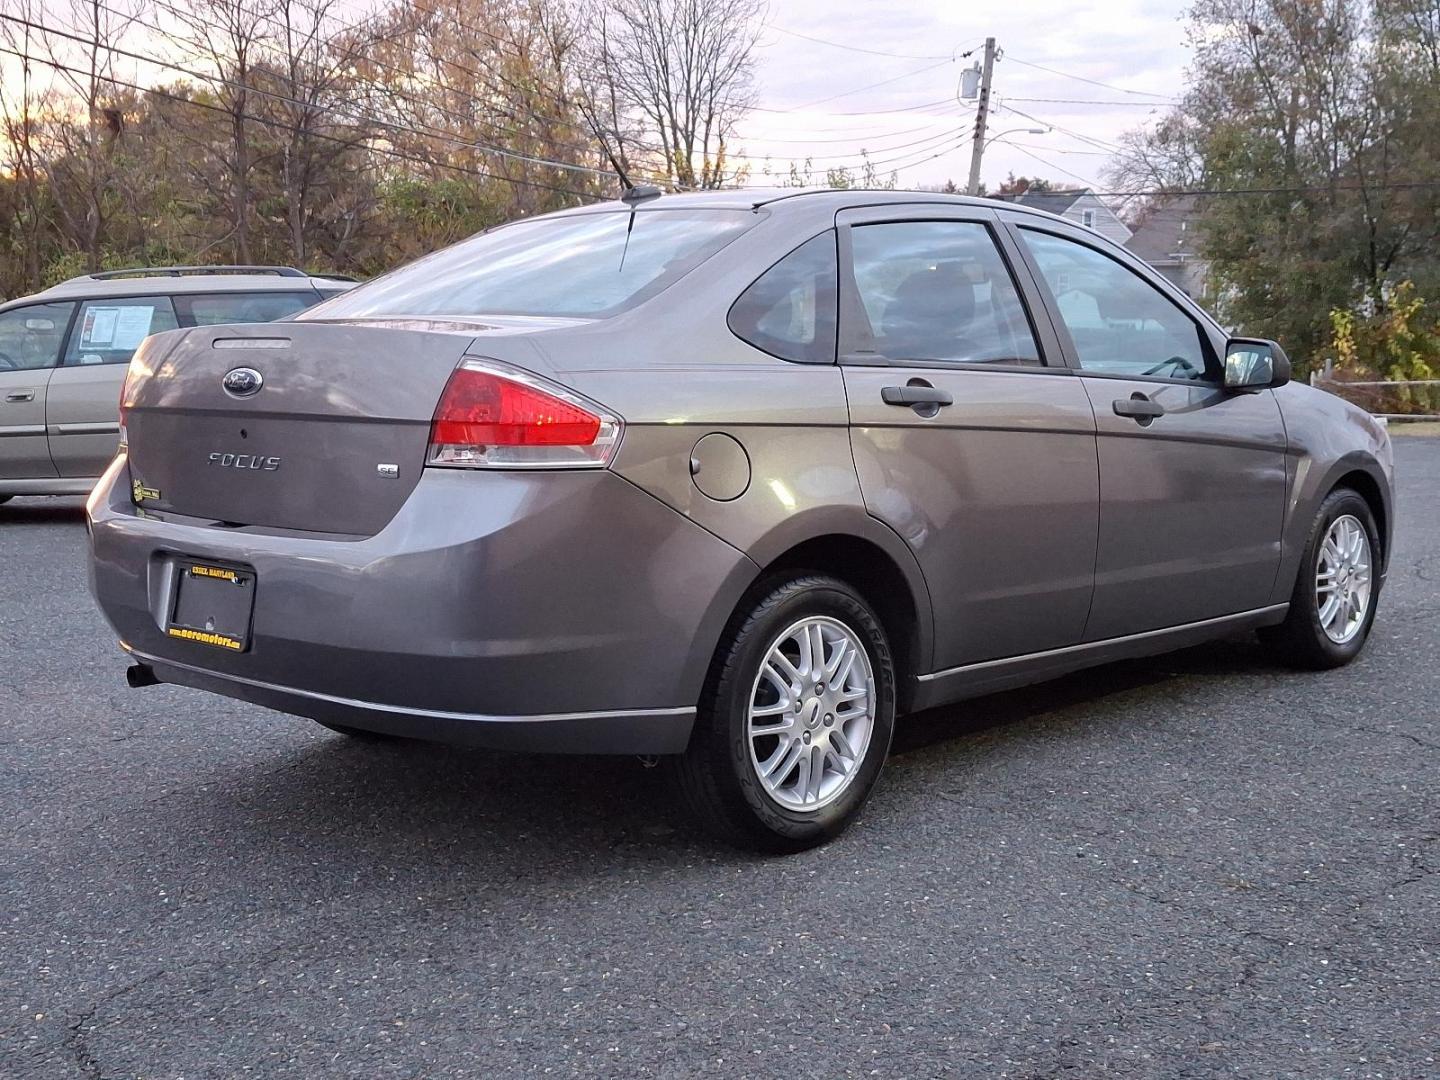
984, 127, 1048, 149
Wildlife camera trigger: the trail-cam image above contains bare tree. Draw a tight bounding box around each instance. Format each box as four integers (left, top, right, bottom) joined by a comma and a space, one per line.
167, 0, 277, 263
581, 0, 761, 190
265, 0, 379, 265
0, 0, 55, 287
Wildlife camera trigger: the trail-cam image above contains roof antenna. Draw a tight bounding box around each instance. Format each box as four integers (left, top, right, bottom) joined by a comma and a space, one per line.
617, 186, 662, 273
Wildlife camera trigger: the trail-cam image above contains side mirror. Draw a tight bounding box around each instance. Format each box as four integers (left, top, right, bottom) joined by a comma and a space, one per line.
1224, 338, 1290, 390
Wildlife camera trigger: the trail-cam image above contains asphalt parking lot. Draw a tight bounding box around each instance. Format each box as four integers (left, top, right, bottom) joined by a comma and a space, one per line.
2, 439, 1436, 1079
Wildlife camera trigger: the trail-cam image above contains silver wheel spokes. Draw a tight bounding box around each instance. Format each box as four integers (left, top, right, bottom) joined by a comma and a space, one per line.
1316, 514, 1372, 644
748, 616, 876, 811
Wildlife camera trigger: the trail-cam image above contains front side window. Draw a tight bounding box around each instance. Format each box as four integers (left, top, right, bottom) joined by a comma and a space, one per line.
174, 291, 316, 327
64, 296, 179, 366
849, 221, 1041, 366
1021, 228, 1213, 381
0, 302, 75, 371
728, 232, 838, 364
304, 209, 755, 321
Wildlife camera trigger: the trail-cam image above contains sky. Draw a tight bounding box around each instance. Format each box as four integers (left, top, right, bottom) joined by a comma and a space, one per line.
0, 0, 1195, 197
734, 0, 1195, 193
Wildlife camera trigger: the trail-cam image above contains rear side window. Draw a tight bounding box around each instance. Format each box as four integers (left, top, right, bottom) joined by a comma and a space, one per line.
728, 232, 838, 364
173, 291, 316, 327
64, 296, 179, 366
850, 221, 1041, 366
305, 209, 755, 320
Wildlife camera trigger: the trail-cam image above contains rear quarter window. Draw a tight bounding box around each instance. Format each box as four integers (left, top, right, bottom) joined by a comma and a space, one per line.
727, 232, 838, 364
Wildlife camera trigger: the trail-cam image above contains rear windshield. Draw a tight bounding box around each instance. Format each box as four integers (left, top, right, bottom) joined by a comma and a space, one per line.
303, 209, 755, 320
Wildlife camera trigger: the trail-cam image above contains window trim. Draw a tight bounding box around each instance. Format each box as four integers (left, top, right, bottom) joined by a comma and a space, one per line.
725, 229, 840, 365
834, 208, 1062, 372
61, 294, 180, 367
0, 300, 80, 373
1007, 219, 1224, 387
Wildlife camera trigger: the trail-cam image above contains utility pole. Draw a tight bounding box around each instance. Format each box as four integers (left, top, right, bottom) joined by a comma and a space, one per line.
965, 37, 997, 196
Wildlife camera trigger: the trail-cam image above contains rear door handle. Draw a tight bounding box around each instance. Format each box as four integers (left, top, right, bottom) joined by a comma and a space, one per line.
1112, 395, 1164, 421
882, 385, 953, 407
4, 390, 35, 403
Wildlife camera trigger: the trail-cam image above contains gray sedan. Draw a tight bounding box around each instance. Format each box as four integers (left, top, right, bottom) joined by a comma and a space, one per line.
87, 189, 1393, 850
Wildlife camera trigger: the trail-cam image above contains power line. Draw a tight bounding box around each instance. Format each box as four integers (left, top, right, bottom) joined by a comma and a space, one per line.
1004, 56, 1176, 100
1000, 141, 1100, 189
1005, 141, 1110, 156
0, 42, 602, 201
748, 96, 957, 118
1, 11, 619, 182
736, 120, 952, 145
995, 101, 1124, 152
762, 23, 978, 61
730, 125, 968, 167
136, 0, 632, 164
778, 57, 958, 112
1005, 96, 1180, 107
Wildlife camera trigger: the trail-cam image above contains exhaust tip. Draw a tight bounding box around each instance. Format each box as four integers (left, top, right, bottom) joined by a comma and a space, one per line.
125, 663, 160, 689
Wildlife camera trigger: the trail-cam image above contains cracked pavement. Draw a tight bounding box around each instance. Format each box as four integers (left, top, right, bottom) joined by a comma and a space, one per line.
1, 437, 1437, 1078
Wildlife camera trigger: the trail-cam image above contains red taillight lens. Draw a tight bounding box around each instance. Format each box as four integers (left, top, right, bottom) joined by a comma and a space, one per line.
428, 360, 620, 469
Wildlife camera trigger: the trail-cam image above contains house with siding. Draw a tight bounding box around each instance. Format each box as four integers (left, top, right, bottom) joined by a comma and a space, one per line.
991, 189, 1132, 245
1123, 194, 1210, 300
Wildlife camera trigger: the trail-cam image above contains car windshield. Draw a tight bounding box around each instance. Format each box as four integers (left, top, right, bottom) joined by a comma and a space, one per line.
303, 209, 756, 321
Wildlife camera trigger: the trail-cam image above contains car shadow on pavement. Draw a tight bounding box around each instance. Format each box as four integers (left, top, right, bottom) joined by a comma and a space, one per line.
892, 634, 1275, 757
0, 496, 88, 524
176, 634, 1279, 869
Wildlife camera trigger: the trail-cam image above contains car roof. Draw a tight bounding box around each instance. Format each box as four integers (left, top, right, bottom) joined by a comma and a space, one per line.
550, 186, 1075, 224
1, 271, 355, 311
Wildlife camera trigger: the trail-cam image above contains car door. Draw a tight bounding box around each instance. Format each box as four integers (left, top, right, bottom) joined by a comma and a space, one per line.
47, 295, 178, 479
837, 205, 1099, 672
0, 301, 75, 481
1009, 219, 1287, 640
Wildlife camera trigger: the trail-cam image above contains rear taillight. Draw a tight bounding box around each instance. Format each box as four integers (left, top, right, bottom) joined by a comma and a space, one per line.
117, 363, 134, 450
427, 359, 621, 469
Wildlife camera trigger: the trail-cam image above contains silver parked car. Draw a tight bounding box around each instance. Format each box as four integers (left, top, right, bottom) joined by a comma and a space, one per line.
87, 191, 1393, 850
0, 266, 352, 503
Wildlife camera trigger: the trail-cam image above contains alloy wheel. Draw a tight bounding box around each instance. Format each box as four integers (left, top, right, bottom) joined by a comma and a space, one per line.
747, 616, 876, 811
1316, 513, 1372, 644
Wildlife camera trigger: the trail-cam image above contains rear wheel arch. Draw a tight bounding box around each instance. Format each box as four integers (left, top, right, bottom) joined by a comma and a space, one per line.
740, 533, 928, 713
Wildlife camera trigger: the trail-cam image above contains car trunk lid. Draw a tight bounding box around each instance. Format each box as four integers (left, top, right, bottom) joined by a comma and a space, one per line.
123, 321, 480, 536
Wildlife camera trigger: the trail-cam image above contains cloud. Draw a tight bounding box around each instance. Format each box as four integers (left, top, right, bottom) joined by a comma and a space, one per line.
736, 0, 1191, 190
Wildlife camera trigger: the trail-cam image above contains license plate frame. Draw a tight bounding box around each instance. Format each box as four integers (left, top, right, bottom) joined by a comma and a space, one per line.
165, 560, 256, 652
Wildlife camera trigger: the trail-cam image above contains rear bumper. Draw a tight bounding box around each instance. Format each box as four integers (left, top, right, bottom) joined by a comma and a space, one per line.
125, 649, 696, 753
88, 454, 756, 754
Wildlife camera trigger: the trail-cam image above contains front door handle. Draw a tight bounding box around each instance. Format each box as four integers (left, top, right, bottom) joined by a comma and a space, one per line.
1113, 394, 1164, 422
4, 390, 35, 403
882, 385, 953, 407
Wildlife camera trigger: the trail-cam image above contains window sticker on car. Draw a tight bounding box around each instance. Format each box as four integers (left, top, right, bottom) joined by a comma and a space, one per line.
79, 305, 156, 351
112, 306, 156, 349
81, 306, 119, 346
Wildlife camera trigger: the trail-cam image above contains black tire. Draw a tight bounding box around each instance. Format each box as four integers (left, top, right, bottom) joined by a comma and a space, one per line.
1260, 487, 1382, 670
315, 720, 403, 741
671, 573, 896, 853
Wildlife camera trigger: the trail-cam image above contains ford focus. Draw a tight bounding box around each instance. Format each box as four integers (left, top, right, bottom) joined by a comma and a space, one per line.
87, 189, 1393, 850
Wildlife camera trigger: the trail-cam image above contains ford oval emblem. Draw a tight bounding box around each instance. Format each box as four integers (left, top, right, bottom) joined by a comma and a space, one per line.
222, 367, 264, 397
